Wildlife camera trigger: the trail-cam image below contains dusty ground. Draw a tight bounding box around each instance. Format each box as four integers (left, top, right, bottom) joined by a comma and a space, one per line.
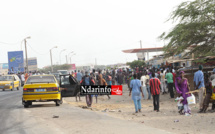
65, 85, 215, 134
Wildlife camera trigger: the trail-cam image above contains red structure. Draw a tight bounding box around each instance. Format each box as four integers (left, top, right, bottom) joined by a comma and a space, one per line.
122, 47, 163, 60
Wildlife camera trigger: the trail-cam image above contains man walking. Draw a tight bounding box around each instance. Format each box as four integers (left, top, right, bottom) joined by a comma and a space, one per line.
80, 71, 95, 107
140, 72, 148, 100
150, 72, 161, 112
165, 69, 174, 98
76, 70, 82, 83
129, 74, 144, 113
194, 65, 205, 113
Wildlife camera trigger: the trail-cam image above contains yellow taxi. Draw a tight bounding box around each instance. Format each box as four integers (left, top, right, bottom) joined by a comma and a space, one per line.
0, 75, 21, 91
22, 75, 62, 108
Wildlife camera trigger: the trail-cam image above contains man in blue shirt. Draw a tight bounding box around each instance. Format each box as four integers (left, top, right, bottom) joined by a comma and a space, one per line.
76, 70, 82, 83
194, 65, 205, 112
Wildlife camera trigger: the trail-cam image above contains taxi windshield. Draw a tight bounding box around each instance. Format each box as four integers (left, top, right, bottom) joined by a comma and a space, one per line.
0, 76, 13, 81
26, 76, 56, 84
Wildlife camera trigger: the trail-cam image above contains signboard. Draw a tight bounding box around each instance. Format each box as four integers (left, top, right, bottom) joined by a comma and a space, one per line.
69, 64, 76, 70
8, 51, 24, 73
28, 59, 37, 66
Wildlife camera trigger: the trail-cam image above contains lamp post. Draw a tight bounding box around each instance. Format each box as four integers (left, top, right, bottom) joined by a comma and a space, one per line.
50, 46, 58, 72
59, 49, 66, 65
24, 36, 31, 73
67, 51, 74, 64
69, 53, 76, 64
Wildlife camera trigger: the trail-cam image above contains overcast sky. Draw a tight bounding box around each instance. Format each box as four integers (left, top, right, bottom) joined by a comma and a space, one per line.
0, 0, 186, 68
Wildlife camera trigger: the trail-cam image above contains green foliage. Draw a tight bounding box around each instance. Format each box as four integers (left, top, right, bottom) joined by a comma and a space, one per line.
159, 0, 215, 58
38, 64, 71, 73
126, 60, 146, 69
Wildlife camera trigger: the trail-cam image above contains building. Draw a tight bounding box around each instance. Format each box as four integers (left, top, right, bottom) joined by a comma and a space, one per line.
0, 63, 8, 75
24, 57, 38, 72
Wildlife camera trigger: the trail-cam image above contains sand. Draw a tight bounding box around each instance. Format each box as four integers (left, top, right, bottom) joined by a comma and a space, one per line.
64, 85, 215, 134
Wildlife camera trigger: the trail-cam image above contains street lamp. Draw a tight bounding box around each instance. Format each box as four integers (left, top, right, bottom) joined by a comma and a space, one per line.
50, 46, 58, 72
66, 51, 74, 64
69, 53, 76, 64
59, 49, 66, 65
24, 36, 31, 73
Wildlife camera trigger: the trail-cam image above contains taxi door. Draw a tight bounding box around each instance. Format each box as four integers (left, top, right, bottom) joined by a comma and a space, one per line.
13, 76, 20, 88
60, 75, 80, 97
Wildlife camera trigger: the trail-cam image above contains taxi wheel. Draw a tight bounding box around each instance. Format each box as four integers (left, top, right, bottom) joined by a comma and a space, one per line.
55, 100, 60, 106
24, 104, 29, 108
3, 89, 5, 91
17, 87, 19, 90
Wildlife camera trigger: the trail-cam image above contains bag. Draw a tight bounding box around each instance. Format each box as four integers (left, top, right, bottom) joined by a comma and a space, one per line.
187, 93, 196, 105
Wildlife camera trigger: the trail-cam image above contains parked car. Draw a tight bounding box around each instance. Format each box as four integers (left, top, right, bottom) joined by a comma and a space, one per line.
22, 75, 62, 108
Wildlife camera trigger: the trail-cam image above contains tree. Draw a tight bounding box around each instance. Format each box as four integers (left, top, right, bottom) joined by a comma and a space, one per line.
126, 60, 146, 69
159, 0, 215, 58
38, 64, 71, 74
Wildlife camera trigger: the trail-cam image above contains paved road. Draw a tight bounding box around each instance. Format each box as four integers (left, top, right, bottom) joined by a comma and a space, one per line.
0, 88, 173, 134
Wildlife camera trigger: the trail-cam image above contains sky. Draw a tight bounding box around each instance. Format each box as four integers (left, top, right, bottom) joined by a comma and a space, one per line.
0, 0, 187, 68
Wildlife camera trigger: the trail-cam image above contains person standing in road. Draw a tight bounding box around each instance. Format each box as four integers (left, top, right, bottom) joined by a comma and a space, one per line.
76, 70, 82, 83
202, 73, 212, 113
145, 72, 151, 100
171, 69, 176, 92
98, 70, 103, 85
150, 72, 161, 112
21, 72, 25, 86
140, 72, 148, 100
129, 74, 144, 113
166, 69, 174, 98
194, 65, 205, 113
80, 71, 95, 108
160, 70, 167, 95
117, 71, 124, 85
24, 72, 29, 82
175, 71, 191, 116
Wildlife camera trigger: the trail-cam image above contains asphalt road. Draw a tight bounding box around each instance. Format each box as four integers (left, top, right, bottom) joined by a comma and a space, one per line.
0, 88, 173, 134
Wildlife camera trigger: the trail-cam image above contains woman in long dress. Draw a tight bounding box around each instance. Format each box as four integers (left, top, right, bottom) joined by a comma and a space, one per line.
175, 71, 191, 116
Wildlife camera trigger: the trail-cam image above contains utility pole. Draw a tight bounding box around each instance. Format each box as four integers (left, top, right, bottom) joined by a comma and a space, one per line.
140, 40, 142, 48
66, 55, 68, 64
24, 39, 28, 73
50, 46, 57, 72
50, 49, 53, 72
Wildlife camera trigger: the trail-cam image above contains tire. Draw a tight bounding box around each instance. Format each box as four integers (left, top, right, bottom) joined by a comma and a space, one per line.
24, 104, 29, 108
3, 89, 5, 91
55, 100, 60, 106
17, 87, 19, 90
28, 102, 32, 105
11, 85, 14, 91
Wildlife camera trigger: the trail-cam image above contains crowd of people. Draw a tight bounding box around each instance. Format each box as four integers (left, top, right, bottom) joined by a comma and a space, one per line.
73, 66, 215, 116
4, 66, 215, 115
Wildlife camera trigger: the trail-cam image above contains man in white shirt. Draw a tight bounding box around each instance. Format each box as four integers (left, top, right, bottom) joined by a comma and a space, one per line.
160, 70, 167, 95
21, 73, 25, 86
141, 72, 148, 100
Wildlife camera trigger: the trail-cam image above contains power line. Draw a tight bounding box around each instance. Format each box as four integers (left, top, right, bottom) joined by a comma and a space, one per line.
27, 42, 49, 55
0, 41, 21, 45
